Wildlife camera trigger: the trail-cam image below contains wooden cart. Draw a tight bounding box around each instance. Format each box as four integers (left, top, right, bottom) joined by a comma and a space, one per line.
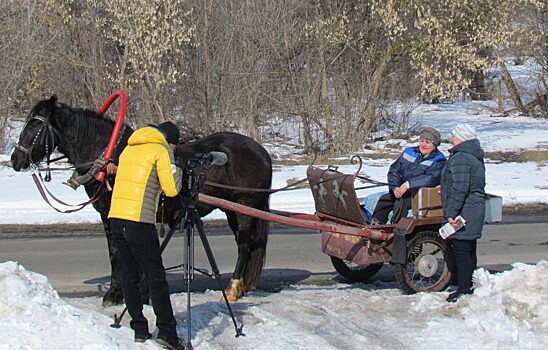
198, 164, 454, 294
306, 165, 450, 294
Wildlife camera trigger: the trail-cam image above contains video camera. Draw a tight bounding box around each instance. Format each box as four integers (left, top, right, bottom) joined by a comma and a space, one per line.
175, 151, 227, 171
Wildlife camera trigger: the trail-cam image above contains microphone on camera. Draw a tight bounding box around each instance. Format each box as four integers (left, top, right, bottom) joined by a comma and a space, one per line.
205, 151, 228, 166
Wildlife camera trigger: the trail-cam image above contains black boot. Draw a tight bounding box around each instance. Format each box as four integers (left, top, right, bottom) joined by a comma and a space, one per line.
156, 336, 185, 350
446, 290, 472, 303
134, 333, 152, 343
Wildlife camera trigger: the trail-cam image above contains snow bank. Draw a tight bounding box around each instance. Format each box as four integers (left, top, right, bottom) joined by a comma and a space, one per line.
415, 261, 548, 349
0, 262, 134, 350
1, 261, 547, 349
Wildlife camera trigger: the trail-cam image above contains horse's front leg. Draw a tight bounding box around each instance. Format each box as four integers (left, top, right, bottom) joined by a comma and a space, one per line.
101, 215, 124, 307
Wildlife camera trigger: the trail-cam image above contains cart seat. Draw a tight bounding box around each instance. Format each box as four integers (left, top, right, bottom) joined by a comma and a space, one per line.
359, 192, 414, 224
359, 191, 386, 223
307, 166, 366, 225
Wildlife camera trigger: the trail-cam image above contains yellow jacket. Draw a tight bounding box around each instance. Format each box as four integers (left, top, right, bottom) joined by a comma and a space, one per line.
108, 126, 182, 224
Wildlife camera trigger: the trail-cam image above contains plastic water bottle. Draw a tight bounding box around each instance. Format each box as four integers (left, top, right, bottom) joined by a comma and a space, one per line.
439, 215, 466, 239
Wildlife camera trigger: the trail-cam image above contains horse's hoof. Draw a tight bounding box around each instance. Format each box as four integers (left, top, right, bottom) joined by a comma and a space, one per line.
102, 298, 123, 307
222, 294, 239, 302
224, 278, 245, 302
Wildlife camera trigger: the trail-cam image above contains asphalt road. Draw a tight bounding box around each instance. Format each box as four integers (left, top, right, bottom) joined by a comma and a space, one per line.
1, 220, 547, 298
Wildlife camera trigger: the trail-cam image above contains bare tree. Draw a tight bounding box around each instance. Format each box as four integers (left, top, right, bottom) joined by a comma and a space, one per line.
0, 0, 55, 146
2, 0, 546, 154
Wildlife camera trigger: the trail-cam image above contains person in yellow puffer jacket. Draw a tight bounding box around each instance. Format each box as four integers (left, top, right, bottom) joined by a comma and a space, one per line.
108, 121, 184, 350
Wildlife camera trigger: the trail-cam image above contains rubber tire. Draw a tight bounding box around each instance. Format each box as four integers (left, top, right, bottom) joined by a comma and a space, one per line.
330, 256, 383, 282
394, 230, 452, 294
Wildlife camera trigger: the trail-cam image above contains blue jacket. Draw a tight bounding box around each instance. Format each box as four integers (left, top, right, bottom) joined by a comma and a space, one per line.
387, 147, 446, 190
441, 139, 486, 240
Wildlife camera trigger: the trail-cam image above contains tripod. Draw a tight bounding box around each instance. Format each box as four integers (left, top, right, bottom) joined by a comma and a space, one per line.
110, 156, 244, 349
177, 166, 244, 349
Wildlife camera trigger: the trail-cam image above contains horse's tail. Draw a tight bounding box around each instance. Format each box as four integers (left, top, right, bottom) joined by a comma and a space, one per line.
243, 196, 270, 291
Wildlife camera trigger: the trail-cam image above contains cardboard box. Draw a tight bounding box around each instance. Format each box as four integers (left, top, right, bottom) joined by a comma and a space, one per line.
411, 189, 502, 222
411, 187, 443, 217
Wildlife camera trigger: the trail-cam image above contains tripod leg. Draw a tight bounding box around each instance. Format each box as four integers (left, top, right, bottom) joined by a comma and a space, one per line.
159, 227, 177, 253
195, 217, 244, 337
184, 216, 195, 349
195, 218, 221, 276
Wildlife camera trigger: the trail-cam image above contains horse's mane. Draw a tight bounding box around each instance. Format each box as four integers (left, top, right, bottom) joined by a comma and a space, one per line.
59, 103, 115, 140
54, 103, 118, 163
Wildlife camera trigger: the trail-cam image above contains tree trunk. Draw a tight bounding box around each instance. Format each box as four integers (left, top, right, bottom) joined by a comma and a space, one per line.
359, 43, 393, 141
497, 78, 504, 114
469, 69, 488, 100
499, 59, 526, 114
203, 0, 213, 129
301, 112, 314, 154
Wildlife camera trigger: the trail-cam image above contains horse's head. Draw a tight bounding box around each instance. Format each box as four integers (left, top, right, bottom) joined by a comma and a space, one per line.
11, 95, 63, 171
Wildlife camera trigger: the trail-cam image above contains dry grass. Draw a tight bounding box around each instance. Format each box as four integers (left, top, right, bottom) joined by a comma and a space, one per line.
273, 155, 354, 167
502, 202, 548, 215
284, 177, 311, 189
485, 150, 548, 164
272, 152, 398, 167
272, 150, 548, 168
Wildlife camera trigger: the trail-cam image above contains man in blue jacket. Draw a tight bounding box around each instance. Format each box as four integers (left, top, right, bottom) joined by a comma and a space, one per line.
372, 127, 446, 224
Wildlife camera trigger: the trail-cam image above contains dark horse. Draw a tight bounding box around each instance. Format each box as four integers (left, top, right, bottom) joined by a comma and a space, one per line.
11, 95, 272, 305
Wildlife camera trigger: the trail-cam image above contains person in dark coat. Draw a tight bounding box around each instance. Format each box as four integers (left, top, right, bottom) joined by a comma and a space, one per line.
372, 127, 446, 224
440, 123, 486, 302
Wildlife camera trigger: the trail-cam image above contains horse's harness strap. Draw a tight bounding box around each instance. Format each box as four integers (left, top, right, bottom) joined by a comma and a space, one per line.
19, 110, 124, 213
204, 176, 310, 194
14, 115, 47, 157
202, 172, 338, 194
36, 160, 95, 172
31, 170, 105, 213
204, 170, 388, 194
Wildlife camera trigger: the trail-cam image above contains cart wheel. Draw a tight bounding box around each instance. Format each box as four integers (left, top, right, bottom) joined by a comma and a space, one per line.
330, 256, 383, 282
394, 230, 451, 294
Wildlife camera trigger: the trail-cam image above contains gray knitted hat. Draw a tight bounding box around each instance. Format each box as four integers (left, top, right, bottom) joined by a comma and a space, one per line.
452, 123, 476, 142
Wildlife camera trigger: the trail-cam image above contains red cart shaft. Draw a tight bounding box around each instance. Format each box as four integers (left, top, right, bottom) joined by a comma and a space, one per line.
198, 193, 391, 241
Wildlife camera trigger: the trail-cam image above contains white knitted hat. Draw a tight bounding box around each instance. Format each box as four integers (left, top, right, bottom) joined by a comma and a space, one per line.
452, 123, 476, 141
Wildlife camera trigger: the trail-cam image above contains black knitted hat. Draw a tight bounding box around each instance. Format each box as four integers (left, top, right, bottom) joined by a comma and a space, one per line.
157, 121, 180, 144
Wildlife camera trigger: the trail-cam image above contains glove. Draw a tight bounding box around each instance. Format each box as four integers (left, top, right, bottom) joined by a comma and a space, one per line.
94, 159, 107, 169
168, 207, 184, 230
94, 159, 117, 175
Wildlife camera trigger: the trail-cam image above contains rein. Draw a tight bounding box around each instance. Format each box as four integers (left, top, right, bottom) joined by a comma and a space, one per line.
35, 160, 95, 172
204, 177, 309, 194
30, 164, 106, 213
203, 170, 388, 194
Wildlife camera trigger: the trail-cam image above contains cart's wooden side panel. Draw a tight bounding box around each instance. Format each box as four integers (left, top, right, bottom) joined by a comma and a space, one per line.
321, 232, 391, 265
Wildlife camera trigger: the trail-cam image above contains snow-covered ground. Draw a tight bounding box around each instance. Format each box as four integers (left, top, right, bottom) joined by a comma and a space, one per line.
1, 260, 546, 350
1, 100, 547, 349
1, 100, 547, 224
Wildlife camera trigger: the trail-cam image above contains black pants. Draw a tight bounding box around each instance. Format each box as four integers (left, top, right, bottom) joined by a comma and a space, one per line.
449, 239, 477, 294
372, 191, 413, 224
111, 219, 178, 340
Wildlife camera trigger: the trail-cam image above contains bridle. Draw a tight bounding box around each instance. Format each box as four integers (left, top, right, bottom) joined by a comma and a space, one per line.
15, 112, 105, 213
14, 113, 65, 180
